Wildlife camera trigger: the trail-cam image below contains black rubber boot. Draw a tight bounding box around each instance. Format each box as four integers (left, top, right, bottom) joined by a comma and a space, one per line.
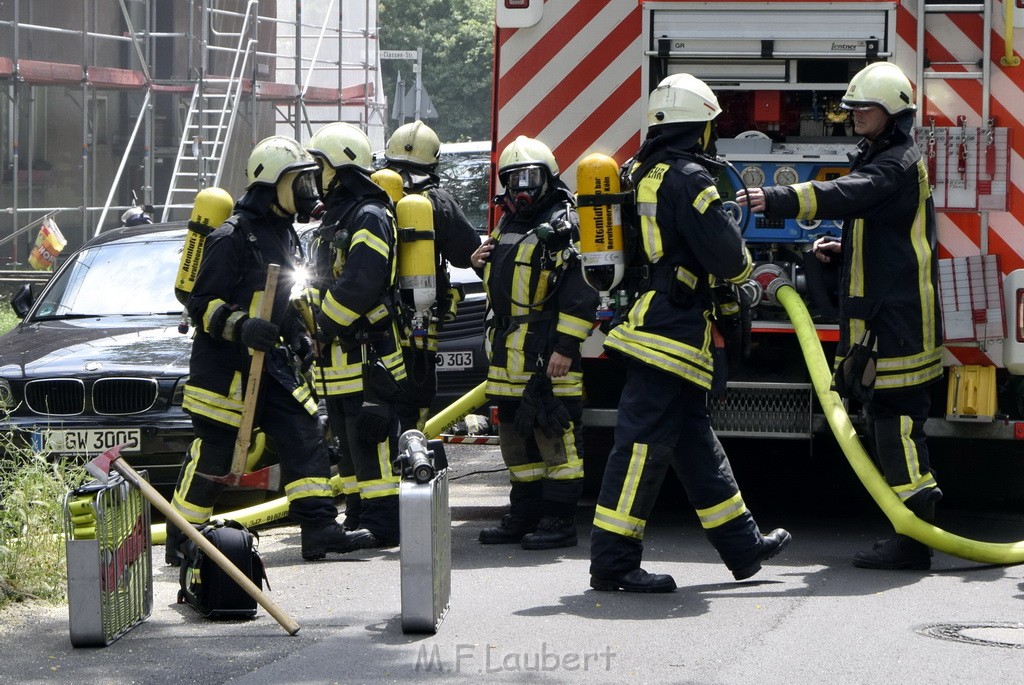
732, 528, 792, 580
342, 493, 362, 532
301, 522, 374, 561
590, 568, 677, 593
521, 515, 578, 550
347, 527, 400, 549
853, 490, 938, 571
479, 514, 539, 544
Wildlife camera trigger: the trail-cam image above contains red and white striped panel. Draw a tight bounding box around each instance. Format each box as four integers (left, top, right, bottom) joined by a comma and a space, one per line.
494, 0, 643, 192
442, 435, 501, 446
893, 1, 1024, 367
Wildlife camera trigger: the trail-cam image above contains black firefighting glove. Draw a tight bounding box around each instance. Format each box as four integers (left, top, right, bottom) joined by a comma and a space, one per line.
832, 329, 878, 403
356, 400, 392, 445
283, 316, 315, 372
537, 390, 572, 439
239, 317, 279, 352
514, 373, 550, 438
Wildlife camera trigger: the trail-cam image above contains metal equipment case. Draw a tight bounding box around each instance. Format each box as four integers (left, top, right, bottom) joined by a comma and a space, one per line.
64, 473, 152, 647
399, 467, 451, 633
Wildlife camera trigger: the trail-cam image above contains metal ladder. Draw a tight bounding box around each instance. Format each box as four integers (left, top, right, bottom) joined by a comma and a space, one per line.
160, 1, 258, 221
915, 1, 993, 123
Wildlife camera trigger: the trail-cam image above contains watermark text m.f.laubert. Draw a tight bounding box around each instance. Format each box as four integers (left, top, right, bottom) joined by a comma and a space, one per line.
415, 642, 617, 674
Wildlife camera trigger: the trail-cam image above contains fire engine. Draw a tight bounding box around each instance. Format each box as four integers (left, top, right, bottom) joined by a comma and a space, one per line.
489, 1, 1024, 453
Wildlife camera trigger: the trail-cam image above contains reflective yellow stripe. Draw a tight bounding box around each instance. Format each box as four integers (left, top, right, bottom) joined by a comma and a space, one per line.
726, 248, 754, 283
695, 492, 747, 529
593, 504, 645, 539
350, 229, 389, 259
893, 474, 938, 500
792, 182, 818, 219
360, 477, 401, 499
321, 290, 359, 327
617, 443, 648, 515
914, 159, 938, 351
509, 462, 545, 482
285, 477, 334, 501
692, 185, 720, 215
339, 474, 358, 496
556, 312, 592, 339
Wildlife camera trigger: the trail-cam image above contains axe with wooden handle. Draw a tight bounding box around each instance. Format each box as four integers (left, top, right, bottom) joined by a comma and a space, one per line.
85, 443, 300, 635
199, 263, 282, 490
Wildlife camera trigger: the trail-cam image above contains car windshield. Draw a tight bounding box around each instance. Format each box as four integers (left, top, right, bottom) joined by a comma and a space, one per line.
437, 148, 491, 233
32, 238, 182, 319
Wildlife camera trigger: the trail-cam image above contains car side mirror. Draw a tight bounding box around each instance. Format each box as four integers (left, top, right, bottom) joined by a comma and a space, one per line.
11, 283, 36, 319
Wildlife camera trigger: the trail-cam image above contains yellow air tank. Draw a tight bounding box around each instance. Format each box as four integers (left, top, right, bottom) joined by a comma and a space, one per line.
372, 167, 405, 204
174, 187, 234, 305
576, 153, 625, 299
395, 193, 437, 335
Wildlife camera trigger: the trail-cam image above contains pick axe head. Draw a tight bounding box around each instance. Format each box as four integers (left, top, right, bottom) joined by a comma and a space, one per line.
85, 444, 125, 483
197, 465, 282, 491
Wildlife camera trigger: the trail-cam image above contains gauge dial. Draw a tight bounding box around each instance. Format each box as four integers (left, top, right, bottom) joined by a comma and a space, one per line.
740, 165, 765, 188
773, 165, 799, 186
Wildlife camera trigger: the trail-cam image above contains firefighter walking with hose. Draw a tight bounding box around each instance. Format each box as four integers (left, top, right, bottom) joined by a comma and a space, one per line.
738, 62, 943, 571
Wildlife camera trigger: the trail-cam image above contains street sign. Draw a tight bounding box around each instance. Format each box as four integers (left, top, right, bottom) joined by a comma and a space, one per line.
380, 50, 418, 60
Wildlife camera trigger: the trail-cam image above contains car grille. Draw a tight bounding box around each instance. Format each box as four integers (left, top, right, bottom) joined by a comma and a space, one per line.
93, 378, 159, 415
443, 296, 487, 339
24, 379, 85, 415
23, 377, 159, 416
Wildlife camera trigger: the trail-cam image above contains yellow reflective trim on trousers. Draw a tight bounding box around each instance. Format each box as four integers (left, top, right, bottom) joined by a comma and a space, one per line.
360, 477, 401, 499
543, 425, 584, 480
792, 182, 818, 220
913, 160, 938, 351
285, 477, 334, 501
604, 335, 713, 388
593, 504, 645, 539
182, 392, 243, 427
172, 442, 216, 524
616, 443, 648, 518
509, 462, 546, 482
321, 290, 359, 328
350, 229, 390, 259
605, 326, 713, 383
893, 473, 938, 500
556, 312, 592, 338
172, 497, 213, 524
692, 185, 720, 215
896, 414, 926, 487
695, 492, 747, 529
339, 474, 358, 495
874, 363, 943, 390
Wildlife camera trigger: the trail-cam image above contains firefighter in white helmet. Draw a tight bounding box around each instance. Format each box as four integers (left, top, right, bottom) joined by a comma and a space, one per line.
738, 61, 943, 571
589, 74, 791, 592
166, 135, 370, 565
306, 122, 406, 549
380, 120, 482, 430
471, 135, 599, 550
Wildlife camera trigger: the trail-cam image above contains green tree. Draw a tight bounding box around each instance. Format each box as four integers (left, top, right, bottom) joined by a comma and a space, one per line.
379, 0, 494, 143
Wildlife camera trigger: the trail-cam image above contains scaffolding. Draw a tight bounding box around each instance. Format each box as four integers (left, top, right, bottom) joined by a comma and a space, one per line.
0, 0, 385, 263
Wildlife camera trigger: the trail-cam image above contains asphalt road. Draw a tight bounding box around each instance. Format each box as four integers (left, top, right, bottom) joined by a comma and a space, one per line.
2, 442, 1023, 684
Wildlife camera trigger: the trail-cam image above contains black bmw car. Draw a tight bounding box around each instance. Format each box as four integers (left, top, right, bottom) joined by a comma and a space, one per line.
0, 223, 194, 491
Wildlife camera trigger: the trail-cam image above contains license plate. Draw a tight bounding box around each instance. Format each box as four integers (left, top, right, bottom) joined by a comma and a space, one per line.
435, 350, 474, 371
32, 428, 142, 455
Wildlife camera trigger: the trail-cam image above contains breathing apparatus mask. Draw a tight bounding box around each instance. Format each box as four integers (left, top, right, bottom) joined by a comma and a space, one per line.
499, 164, 548, 215
276, 169, 321, 222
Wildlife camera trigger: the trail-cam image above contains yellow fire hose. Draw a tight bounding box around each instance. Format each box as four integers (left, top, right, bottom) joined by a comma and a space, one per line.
776, 280, 1024, 565
151, 382, 488, 544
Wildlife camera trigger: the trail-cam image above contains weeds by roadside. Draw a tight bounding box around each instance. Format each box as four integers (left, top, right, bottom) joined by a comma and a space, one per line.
0, 428, 86, 609
0, 301, 16, 335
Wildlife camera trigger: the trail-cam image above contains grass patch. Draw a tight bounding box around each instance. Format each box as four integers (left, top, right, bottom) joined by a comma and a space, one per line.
0, 301, 16, 335
0, 433, 86, 609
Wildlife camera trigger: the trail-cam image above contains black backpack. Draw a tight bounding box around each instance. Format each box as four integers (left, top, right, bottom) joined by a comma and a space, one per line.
177, 519, 268, 620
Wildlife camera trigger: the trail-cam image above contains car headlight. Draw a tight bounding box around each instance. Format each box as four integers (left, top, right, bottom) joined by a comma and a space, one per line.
171, 376, 189, 406
0, 379, 14, 411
